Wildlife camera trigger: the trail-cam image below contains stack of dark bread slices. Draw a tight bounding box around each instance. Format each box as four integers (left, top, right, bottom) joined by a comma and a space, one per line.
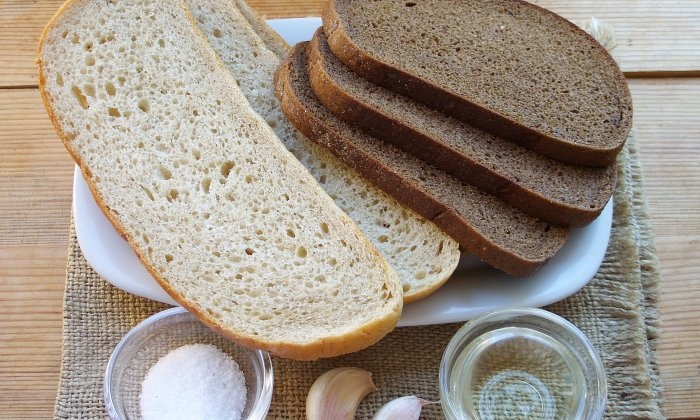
274, 0, 632, 276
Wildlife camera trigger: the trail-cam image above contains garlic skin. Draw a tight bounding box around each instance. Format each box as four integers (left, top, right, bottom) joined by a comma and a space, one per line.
306, 367, 376, 420
372, 395, 432, 420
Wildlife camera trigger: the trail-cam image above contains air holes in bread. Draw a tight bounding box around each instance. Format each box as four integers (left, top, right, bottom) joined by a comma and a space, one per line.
107, 107, 121, 117
105, 82, 116, 96
166, 189, 179, 201
212, 28, 223, 38
140, 185, 154, 201
71, 85, 89, 109
221, 160, 234, 178
138, 98, 150, 112
157, 165, 172, 180
201, 177, 211, 193
287, 229, 296, 238
245, 248, 254, 255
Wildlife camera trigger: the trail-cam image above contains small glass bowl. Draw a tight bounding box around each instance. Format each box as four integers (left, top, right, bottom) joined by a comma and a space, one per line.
440, 308, 606, 420
104, 307, 273, 420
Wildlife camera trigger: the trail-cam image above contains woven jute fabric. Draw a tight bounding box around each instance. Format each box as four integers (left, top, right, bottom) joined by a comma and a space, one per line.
54, 130, 663, 419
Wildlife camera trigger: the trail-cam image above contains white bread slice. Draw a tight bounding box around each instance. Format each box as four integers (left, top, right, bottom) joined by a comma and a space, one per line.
37, 0, 402, 360
184, 0, 461, 302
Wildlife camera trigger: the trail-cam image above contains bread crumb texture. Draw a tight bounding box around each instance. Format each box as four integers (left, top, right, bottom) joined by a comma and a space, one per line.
309, 30, 615, 221
277, 43, 569, 276
333, 0, 632, 149
38, 0, 402, 357
185, 0, 460, 301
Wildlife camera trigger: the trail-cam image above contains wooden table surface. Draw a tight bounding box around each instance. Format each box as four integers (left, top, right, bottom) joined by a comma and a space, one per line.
1, 0, 698, 418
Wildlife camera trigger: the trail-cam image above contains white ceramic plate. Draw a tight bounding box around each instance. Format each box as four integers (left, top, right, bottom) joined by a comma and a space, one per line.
72, 17, 613, 327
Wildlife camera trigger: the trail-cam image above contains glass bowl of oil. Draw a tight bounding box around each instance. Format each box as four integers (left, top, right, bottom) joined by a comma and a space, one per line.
439, 307, 606, 420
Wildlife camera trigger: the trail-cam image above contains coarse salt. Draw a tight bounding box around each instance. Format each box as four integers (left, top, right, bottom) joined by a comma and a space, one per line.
140, 343, 247, 420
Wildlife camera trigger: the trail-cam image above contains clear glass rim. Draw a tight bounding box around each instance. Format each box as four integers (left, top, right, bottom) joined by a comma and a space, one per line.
103, 307, 274, 420
439, 307, 607, 420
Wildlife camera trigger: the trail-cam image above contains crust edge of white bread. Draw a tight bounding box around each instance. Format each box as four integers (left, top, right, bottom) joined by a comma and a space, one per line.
185, 0, 461, 303
36, 0, 403, 360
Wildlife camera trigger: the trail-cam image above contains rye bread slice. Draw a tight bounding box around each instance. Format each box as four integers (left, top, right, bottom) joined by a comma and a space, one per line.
323, 0, 633, 167
275, 42, 570, 276
307, 29, 616, 227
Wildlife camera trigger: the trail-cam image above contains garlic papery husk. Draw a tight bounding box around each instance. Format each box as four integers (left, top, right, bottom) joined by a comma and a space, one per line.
372, 395, 433, 420
306, 367, 376, 420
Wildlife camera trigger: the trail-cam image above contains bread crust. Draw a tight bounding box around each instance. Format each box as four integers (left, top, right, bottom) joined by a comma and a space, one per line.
307, 29, 617, 227
37, 0, 402, 361
275, 43, 570, 276
323, 0, 632, 167
185, 0, 460, 303
228, 0, 290, 57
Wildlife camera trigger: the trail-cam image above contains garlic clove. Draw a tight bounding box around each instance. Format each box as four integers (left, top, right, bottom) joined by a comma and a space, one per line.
371, 395, 433, 420
306, 367, 376, 420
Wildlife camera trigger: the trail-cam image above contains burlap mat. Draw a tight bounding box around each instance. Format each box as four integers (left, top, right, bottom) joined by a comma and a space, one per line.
53, 130, 664, 419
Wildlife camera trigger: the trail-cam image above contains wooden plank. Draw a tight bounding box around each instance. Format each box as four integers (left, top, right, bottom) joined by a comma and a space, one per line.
628, 78, 700, 419
0, 245, 66, 420
533, 0, 700, 77
0, 88, 70, 418
1, 0, 699, 87
0, 89, 74, 247
0, 0, 64, 88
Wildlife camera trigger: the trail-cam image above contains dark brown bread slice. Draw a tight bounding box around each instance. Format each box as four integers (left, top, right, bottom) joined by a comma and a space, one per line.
307, 29, 616, 227
323, 0, 633, 167
274, 42, 570, 276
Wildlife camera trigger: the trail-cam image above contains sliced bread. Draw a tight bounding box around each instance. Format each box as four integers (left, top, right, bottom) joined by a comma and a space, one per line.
323, 0, 633, 167
227, 0, 290, 57
307, 29, 616, 227
184, 0, 461, 302
275, 43, 570, 276
37, 0, 403, 360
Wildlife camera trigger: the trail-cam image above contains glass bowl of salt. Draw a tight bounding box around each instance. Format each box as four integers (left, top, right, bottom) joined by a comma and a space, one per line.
104, 307, 273, 420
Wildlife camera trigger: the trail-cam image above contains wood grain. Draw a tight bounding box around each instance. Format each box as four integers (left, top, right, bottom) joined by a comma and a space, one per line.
0, 245, 65, 420
533, 0, 700, 77
1, 0, 698, 87
629, 78, 700, 418
0, 89, 74, 246
0, 88, 71, 419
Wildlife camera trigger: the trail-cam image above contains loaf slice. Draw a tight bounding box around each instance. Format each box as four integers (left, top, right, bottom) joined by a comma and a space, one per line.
307, 29, 616, 227
227, 0, 290, 58
275, 43, 570, 276
184, 0, 460, 302
37, 0, 403, 360
323, 0, 633, 167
